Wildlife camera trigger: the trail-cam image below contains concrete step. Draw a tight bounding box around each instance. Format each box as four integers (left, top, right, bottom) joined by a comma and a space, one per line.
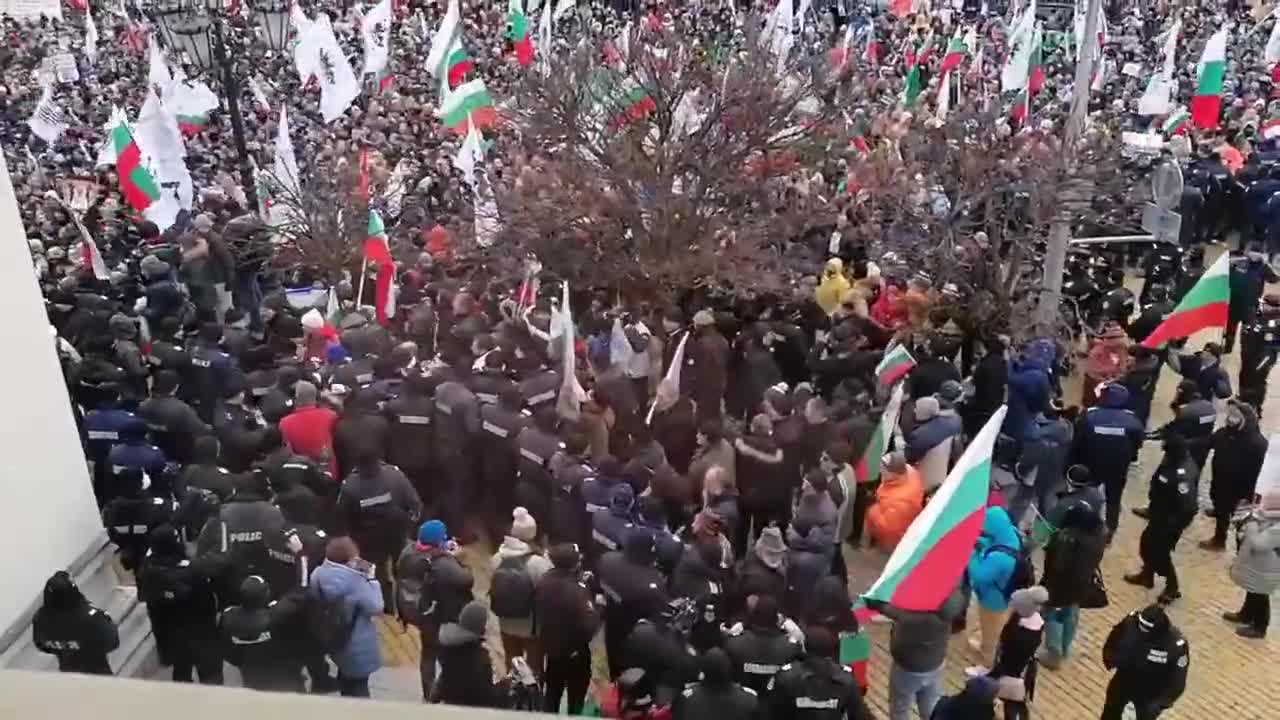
0, 538, 156, 677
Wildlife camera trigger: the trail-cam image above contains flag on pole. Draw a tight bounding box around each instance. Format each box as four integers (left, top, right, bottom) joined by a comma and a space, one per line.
646, 330, 689, 425
506, 0, 534, 66
134, 88, 194, 232
453, 119, 484, 185
556, 282, 587, 421
438, 78, 498, 134
935, 70, 951, 120
854, 384, 905, 485
1267, 15, 1280, 66
1191, 27, 1228, 130
248, 76, 272, 112
903, 42, 923, 106
148, 41, 172, 95
609, 317, 639, 369
1161, 107, 1191, 137
863, 407, 1005, 611
939, 29, 968, 75
1027, 25, 1045, 95
1009, 82, 1030, 125
1140, 252, 1230, 349
297, 14, 361, 123
84, 11, 98, 63
361, 0, 393, 79
269, 105, 301, 223
108, 114, 161, 216
364, 210, 396, 326
1001, 6, 1036, 93
70, 212, 109, 280
876, 343, 916, 387
1138, 21, 1179, 116
1263, 114, 1280, 141
165, 77, 219, 135
428, 0, 471, 89
27, 85, 66, 144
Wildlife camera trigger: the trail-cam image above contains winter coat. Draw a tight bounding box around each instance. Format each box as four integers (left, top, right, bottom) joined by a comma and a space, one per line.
1210, 407, 1268, 507
436, 634, 505, 708
906, 408, 962, 492
967, 507, 1022, 611
490, 537, 553, 638
308, 559, 384, 678
784, 526, 833, 616
867, 466, 925, 551
1084, 333, 1132, 383
1042, 520, 1106, 609
688, 328, 730, 416
877, 589, 965, 673
735, 435, 787, 511
1230, 511, 1280, 594
792, 488, 839, 544
535, 567, 601, 657
1003, 355, 1052, 442
688, 438, 736, 500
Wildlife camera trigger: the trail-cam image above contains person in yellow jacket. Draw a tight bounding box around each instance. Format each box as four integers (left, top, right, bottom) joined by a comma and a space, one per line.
815, 258, 852, 316
867, 452, 926, 552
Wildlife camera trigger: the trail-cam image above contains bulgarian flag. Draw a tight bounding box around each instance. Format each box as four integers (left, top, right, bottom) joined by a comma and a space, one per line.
376, 66, 395, 92
1010, 85, 1030, 125
175, 112, 209, 135
854, 384, 905, 484
607, 79, 657, 130
109, 117, 161, 214
364, 210, 396, 326
443, 41, 474, 89
903, 46, 923, 106
876, 343, 916, 387
1028, 26, 1045, 96
1191, 27, 1228, 130
939, 30, 968, 76
1263, 114, 1280, 141
1162, 107, 1190, 137
863, 406, 1006, 611
427, 0, 472, 90
506, 0, 534, 67
1140, 252, 1230, 349
438, 78, 498, 134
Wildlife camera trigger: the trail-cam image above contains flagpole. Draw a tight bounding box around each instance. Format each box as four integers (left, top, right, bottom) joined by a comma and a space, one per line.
356, 256, 369, 307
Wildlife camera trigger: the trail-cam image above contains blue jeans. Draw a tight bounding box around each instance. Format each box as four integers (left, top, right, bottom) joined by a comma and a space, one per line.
1044, 605, 1080, 658
888, 663, 943, 720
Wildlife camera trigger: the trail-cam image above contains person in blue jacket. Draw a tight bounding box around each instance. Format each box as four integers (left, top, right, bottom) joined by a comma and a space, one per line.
1071, 384, 1145, 542
309, 535, 385, 698
1002, 342, 1054, 444
966, 507, 1022, 671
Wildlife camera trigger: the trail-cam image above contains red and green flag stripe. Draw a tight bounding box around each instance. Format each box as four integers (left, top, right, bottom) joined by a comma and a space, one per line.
439, 79, 498, 134
111, 123, 160, 213
1140, 252, 1230, 349
446, 44, 474, 89
1192, 27, 1228, 130
940, 32, 967, 75
876, 343, 916, 387
507, 0, 534, 66
854, 384, 904, 485
863, 406, 1005, 611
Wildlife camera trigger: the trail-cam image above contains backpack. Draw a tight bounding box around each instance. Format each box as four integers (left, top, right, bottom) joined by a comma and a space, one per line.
985, 542, 1035, 599
308, 582, 357, 653
489, 554, 536, 619
395, 546, 433, 627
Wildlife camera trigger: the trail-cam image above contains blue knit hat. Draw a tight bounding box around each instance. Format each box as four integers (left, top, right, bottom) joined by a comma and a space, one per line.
418, 519, 447, 546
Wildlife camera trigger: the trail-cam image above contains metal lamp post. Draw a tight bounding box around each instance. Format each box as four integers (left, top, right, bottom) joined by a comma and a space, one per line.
144, 0, 292, 214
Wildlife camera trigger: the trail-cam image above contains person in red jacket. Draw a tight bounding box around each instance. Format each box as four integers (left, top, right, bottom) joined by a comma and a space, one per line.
279, 380, 339, 479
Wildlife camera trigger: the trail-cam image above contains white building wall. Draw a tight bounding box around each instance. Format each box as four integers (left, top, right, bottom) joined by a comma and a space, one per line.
0, 153, 102, 634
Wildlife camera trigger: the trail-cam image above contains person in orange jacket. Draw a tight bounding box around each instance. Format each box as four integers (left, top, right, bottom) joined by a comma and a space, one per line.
866, 452, 925, 552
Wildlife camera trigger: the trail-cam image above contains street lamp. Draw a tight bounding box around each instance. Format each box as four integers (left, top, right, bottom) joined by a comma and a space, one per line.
144, 0, 293, 216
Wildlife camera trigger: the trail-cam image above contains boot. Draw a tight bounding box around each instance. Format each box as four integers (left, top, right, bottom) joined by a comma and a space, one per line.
1123, 571, 1155, 588
1222, 611, 1247, 624
1236, 626, 1267, 639
1036, 649, 1063, 670
1158, 587, 1182, 605
1132, 506, 1150, 519
1199, 538, 1226, 552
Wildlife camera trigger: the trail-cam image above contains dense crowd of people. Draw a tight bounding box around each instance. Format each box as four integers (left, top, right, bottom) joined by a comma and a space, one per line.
13, 0, 1280, 717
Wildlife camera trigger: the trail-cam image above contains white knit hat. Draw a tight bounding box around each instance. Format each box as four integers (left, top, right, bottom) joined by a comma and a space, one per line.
511, 507, 537, 542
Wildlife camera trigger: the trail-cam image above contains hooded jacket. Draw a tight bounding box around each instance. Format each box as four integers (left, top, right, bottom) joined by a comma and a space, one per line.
1230, 508, 1280, 594
734, 434, 787, 510
784, 526, 833, 616
815, 259, 852, 316
876, 588, 965, 672
1003, 354, 1052, 442
535, 566, 602, 657
906, 404, 962, 492
867, 465, 925, 551
435, 626, 505, 707
490, 537, 553, 638
308, 559, 384, 678
967, 507, 1022, 611
1210, 404, 1267, 506
32, 575, 119, 675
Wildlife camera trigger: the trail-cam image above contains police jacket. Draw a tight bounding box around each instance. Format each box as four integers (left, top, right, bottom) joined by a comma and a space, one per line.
215, 404, 267, 473
768, 656, 874, 720
1159, 399, 1216, 458
138, 395, 208, 463
1128, 301, 1173, 344
102, 495, 178, 568
676, 682, 759, 720
196, 491, 288, 594
219, 595, 306, 691
1072, 384, 1145, 478
724, 625, 804, 697
106, 441, 171, 501
189, 345, 237, 420
1102, 612, 1189, 707
384, 393, 435, 471
33, 603, 118, 675
479, 404, 526, 477
516, 425, 563, 495
337, 462, 423, 547
434, 380, 481, 457
1148, 454, 1200, 523
136, 554, 220, 665
468, 370, 518, 406
519, 369, 561, 410
623, 619, 699, 705
260, 450, 332, 500
599, 544, 669, 646
592, 508, 632, 557
84, 408, 139, 465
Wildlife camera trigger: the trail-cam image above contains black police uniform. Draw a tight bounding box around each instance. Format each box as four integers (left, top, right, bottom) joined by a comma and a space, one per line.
1101, 613, 1189, 720
33, 602, 119, 675
767, 656, 874, 720
137, 553, 223, 683
724, 625, 804, 699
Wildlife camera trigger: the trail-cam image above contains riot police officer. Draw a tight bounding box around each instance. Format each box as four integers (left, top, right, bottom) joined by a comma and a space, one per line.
1072, 384, 1145, 540
1101, 605, 1189, 719
478, 386, 528, 539
104, 415, 171, 505
1239, 295, 1280, 415
189, 322, 239, 423
599, 528, 670, 679
219, 575, 306, 692
384, 372, 436, 502
138, 370, 210, 465
592, 484, 636, 560
32, 571, 119, 675
767, 627, 874, 720
514, 407, 564, 528
433, 360, 481, 532
1128, 285, 1174, 346
1125, 434, 1200, 604
469, 351, 519, 406
676, 648, 759, 720
83, 386, 139, 507
723, 595, 803, 701
136, 525, 223, 684
197, 470, 288, 607
102, 463, 179, 572
337, 441, 423, 608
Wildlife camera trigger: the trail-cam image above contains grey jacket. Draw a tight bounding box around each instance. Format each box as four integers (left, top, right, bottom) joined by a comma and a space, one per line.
878, 589, 965, 673
1231, 511, 1280, 594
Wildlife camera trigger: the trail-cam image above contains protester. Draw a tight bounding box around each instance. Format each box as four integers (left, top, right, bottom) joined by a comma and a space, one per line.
309, 536, 385, 698
967, 507, 1025, 668
491, 507, 552, 672
865, 451, 925, 551
865, 588, 965, 720
983, 586, 1049, 720
434, 600, 507, 707
1225, 491, 1280, 639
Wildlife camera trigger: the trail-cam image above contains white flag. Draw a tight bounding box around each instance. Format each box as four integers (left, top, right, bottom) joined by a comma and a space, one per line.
96, 106, 128, 167
361, 0, 393, 77
248, 76, 272, 112
452, 119, 483, 185
1001, 4, 1036, 92
293, 6, 318, 81
1267, 16, 1280, 65
426, 0, 461, 81
27, 85, 66, 144
1138, 20, 1179, 116
473, 171, 500, 248
299, 14, 361, 123
134, 89, 194, 231
537, 0, 553, 74
936, 70, 951, 120
70, 212, 109, 280
148, 41, 172, 95
553, 0, 575, 20
273, 105, 301, 197
646, 330, 689, 424
555, 282, 587, 421
763, 0, 794, 72
84, 12, 99, 63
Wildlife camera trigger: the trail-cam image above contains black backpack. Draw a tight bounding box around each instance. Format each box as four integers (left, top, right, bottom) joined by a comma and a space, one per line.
307, 583, 358, 654
489, 555, 536, 619
985, 542, 1035, 599
395, 546, 433, 627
